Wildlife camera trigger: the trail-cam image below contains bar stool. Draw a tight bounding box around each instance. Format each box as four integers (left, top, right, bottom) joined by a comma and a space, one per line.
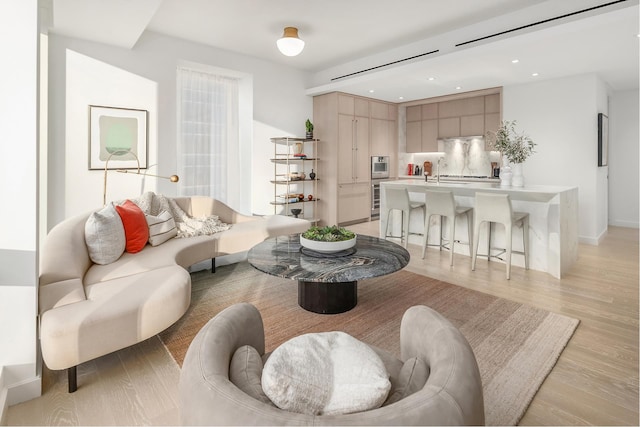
471, 192, 529, 280
383, 187, 426, 248
421, 190, 473, 266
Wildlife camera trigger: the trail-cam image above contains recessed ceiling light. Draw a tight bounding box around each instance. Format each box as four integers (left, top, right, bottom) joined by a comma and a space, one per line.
399, 96, 404, 100
368, 89, 375, 93
455, 86, 462, 90
531, 72, 539, 77
428, 77, 435, 81
511, 59, 519, 63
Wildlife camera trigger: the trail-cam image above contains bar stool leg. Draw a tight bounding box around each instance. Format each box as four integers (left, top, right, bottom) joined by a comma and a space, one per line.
523, 215, 530, 270
505, 224, 513, 280
471, 220, 481, 271
486, 222, 492, 262
421, 213, 431, 259
447, 215, 455, 266
383, 209, 391, 240
466, 210, 473, 257
401, 210, 409, 248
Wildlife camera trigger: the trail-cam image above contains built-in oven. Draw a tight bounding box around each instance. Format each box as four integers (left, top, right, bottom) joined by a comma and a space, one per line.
371, 156, 390, 179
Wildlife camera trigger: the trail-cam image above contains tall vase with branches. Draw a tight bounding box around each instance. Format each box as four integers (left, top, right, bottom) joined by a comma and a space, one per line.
486, 120, 536, 187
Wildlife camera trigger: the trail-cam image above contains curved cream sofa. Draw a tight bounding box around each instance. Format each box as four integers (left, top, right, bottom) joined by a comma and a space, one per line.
38, 196, 309, 392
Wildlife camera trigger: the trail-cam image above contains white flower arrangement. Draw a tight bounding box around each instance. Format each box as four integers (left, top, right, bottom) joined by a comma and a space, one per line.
486, 120, 536, 164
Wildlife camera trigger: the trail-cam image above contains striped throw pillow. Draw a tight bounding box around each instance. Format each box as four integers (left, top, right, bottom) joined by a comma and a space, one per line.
145, 210, 177, 246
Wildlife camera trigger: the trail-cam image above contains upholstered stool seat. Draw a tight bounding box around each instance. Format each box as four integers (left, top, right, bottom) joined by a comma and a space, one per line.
421, 190, 473, 266
382, 187, 426, 248
179, 302, 485, 426
471, 192, 529, 279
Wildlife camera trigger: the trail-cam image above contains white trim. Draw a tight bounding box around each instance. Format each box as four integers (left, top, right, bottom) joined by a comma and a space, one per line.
0, 366, 8, 426
6, 374, 41, 406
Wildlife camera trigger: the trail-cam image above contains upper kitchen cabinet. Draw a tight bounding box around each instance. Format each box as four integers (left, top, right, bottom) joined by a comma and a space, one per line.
484, 93, 501, 140
404, 88, 502, 152
406, 103, 438, 152
314, 92, 397, 226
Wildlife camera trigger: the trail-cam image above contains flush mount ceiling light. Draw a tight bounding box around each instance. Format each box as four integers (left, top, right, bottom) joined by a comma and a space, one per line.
277, 27, 305, 56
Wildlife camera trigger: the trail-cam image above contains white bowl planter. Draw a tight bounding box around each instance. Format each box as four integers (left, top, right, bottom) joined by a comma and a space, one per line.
299, 235, 357, 253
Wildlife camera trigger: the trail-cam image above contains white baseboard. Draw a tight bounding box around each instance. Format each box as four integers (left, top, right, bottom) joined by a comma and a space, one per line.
0, 371, 42, 426
6, 375, 40, 406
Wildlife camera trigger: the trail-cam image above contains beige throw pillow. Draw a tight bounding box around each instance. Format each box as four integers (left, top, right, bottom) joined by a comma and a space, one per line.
383, 356, 429, 405
262, 331, 391, 415
229, 345, 274, 405
84, 203, 126, 265
145, 210, 177, 246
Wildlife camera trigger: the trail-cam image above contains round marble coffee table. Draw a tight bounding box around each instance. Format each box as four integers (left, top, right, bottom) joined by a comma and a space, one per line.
247, 234, 410, 314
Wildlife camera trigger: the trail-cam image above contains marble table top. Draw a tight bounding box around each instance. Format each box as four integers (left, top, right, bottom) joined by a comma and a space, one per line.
247, 234, 410, 283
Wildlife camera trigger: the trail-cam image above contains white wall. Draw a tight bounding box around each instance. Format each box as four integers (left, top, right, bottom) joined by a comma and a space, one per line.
48, 31, 313, 226
609, 90, 639, 228
0, 0, 41, 406
503, 73, 609, 244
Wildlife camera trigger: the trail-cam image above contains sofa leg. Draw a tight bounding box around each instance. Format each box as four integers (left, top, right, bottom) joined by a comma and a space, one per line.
211, 258, 216, 273
68, 366, 77, 393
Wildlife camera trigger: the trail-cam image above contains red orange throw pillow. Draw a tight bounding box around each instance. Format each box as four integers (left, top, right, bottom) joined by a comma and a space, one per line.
115, 200, 149, 253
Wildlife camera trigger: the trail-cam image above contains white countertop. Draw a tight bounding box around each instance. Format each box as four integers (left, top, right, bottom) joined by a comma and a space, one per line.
382, 179, 578, 202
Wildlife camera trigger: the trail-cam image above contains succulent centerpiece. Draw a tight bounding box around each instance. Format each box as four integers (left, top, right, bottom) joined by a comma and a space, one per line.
300, 225, 356, 253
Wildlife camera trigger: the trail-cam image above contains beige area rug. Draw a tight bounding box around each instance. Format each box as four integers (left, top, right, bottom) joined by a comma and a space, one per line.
159, 261, 579, 426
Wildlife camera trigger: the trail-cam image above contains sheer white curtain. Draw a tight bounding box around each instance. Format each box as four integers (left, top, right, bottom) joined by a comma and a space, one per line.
177, 68, 239, 205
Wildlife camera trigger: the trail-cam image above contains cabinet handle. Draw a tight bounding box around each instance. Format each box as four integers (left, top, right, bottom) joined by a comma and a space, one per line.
352, 119, 356, 181
354, 119, 358, 181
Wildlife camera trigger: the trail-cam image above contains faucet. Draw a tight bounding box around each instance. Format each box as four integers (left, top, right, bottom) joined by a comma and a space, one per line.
436, 157, 444, 184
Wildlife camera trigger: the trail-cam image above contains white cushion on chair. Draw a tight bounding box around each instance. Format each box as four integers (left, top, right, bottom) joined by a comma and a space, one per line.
261, 331, 391, 415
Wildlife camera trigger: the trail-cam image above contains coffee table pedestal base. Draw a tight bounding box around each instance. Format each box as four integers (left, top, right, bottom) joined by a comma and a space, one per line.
298, 280, 357, 314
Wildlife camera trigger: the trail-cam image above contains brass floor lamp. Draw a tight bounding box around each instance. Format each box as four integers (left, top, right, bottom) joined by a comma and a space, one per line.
103, 150, 179, 206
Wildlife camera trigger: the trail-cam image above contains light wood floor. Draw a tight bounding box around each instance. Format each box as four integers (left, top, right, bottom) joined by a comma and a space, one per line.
7, 223, 639, 426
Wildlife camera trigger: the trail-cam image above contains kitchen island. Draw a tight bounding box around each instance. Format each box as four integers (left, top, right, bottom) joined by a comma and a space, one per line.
380, 179, 579, 278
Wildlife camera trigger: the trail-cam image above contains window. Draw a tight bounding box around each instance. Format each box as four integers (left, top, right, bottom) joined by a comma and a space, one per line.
177, 67, 240, 205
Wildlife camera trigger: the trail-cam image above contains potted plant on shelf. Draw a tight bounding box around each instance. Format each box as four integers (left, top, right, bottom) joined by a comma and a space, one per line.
486, 120, 536, 187
305, 119, 314, 139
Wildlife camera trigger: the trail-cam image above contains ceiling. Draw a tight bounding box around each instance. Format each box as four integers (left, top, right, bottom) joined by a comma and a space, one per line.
47, 0, 639, 102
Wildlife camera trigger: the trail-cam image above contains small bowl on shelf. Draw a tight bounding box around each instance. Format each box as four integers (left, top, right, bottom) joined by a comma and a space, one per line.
290, 208, 302, 218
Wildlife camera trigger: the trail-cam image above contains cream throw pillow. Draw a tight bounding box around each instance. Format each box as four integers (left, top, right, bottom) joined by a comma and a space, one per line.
262, 331, 391, 415
229, 345, 274, 405
145, 210, 177, 246
84, 203, 126, 265
383, 356, 429, 405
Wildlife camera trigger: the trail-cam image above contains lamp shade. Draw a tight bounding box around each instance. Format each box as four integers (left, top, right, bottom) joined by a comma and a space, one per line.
277, 27, 305, 56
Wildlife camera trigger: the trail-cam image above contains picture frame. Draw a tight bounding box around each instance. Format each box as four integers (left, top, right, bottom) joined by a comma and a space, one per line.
89, 105, 148, 170
597, 112, 608, 167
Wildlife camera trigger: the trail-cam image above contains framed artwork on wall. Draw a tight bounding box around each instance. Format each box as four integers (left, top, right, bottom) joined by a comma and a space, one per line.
597, 112, 608, 167
89, 105, 148, 170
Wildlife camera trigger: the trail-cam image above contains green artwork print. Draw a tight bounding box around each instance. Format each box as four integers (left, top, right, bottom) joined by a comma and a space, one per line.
99, 116, 139, 160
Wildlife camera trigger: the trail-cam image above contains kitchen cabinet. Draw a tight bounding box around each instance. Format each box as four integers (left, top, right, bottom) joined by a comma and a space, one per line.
460, 114, 485, 136
338, 182, 370, 224
438, 117, 460, 138
406, 103, 438, 152
405, 90, 502, 152
337, 112, 369, 184
371, 117, 397, 159
484, 93, 501, 145
314, 92, 397, 226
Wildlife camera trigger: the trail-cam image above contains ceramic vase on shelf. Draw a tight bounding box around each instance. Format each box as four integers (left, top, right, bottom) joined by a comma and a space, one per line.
511, 162, 524, 187
499, 156, 512, 187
